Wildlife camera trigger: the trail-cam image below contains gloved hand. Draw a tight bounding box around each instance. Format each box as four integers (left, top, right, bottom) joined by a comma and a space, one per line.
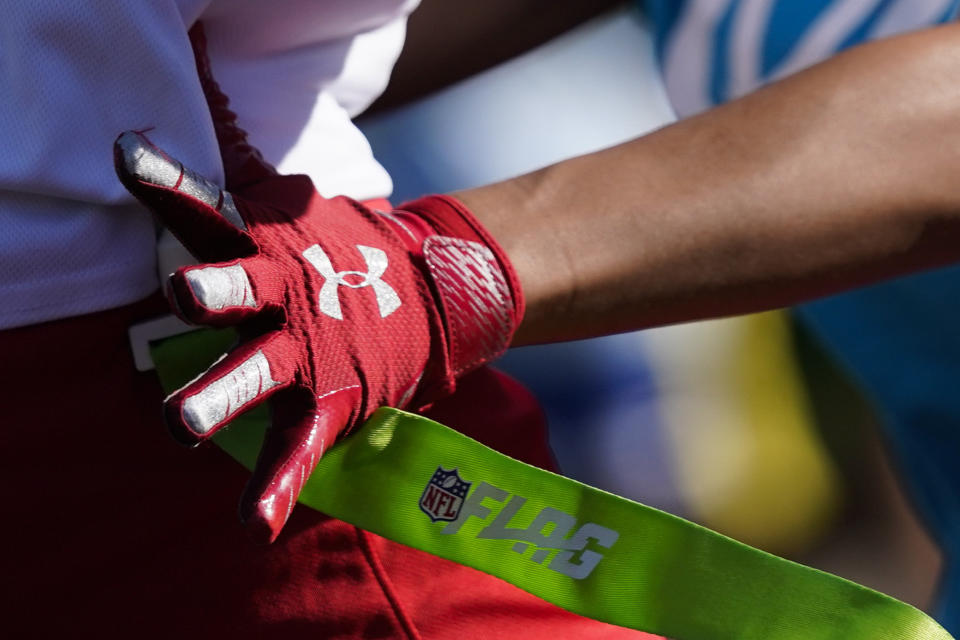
113, 26, 523, 543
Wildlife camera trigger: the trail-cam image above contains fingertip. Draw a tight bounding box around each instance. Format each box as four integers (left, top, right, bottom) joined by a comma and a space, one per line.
163, 272, 192, 325
239, 490, 289, 544
114, 130, 182, 191
160, 342, 289, 449
162, 396, 204, 447
183, 264, 258, 312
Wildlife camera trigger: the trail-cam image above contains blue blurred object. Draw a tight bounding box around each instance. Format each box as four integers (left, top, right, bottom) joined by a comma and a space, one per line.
800, 274, 960, 629
642, 0, 960, 627
643, 0, 960, 117
497, 335, 684, 513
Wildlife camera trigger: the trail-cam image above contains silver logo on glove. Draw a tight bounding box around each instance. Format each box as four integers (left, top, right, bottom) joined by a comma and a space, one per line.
303, 244, 402, 320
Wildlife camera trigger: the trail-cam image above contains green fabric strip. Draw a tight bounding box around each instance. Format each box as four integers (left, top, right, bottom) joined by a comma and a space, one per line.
151, 329, 952, 640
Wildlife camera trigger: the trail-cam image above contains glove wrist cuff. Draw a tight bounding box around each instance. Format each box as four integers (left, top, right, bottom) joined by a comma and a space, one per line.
397, 194, 525, 383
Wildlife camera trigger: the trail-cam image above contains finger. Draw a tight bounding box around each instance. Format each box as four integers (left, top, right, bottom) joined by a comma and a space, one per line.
164, 331, 297, 446
166, 256, 285, 326
239, 383, 361, 543
114, 130, 256, 262
188, 23, 277, 191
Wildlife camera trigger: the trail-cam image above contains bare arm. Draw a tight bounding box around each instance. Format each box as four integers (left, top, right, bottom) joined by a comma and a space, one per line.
456, 24, 960, 344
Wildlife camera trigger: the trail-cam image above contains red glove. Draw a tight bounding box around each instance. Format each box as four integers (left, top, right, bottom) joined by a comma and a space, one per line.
113, 27, 523, 543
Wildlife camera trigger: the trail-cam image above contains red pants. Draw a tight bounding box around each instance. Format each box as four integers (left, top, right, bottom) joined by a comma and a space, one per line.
1, 294, 656, 639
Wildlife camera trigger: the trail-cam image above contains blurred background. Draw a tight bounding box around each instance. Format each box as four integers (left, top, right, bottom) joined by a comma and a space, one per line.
358, 0, 959, 628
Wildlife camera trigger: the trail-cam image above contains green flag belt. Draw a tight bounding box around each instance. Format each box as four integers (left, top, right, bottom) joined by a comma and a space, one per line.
150, 328, 953, 640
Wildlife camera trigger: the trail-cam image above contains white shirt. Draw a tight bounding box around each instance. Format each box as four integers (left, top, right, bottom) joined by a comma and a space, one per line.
0, 0, 417, 329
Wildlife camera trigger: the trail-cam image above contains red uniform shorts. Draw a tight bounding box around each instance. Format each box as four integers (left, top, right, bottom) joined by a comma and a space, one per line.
0, 293, 656, 638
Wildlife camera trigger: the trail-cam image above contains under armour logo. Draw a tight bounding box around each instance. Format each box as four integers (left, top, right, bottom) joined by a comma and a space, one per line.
302, 244, 402, 320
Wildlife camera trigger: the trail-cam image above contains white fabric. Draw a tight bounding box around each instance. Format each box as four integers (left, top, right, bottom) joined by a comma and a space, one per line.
0, 0, 417, 329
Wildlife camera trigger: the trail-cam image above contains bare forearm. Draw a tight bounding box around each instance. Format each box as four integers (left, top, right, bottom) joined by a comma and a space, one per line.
457, 24, 960, 344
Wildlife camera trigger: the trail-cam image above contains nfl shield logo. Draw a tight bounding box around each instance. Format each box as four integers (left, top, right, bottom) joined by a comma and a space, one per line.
420, 467, 471, 523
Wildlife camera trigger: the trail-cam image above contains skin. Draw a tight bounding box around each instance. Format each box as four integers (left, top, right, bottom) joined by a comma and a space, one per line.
453, 24, 960, 344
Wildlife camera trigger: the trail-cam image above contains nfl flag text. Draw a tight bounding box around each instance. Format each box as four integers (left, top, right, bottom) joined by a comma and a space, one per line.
422, 467, 619, 580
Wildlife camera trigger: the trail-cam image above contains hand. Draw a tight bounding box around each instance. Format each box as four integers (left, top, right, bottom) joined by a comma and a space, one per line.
113, 26, 522, 543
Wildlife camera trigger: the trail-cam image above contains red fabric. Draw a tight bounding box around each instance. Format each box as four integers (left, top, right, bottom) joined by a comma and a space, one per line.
0, 296, 658, 639
398, 195, 526, 379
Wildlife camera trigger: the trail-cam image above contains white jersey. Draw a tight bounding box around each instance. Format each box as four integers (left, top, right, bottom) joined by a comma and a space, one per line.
0, 0, 417, 330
